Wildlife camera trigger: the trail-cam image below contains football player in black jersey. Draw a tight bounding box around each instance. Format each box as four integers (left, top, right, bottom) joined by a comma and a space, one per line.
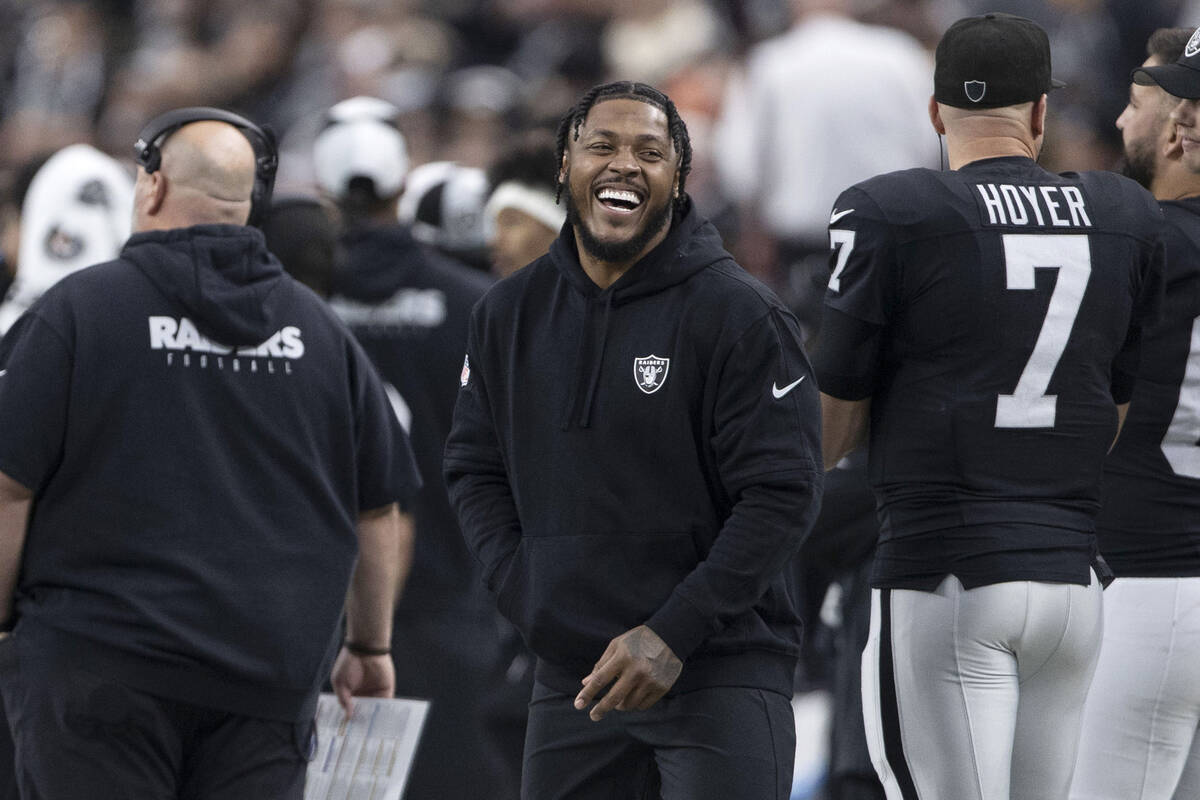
814, 13, 1166, 800
1070, 27, 1200, 800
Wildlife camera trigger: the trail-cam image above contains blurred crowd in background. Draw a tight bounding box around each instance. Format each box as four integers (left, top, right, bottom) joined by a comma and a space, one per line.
4, 0, 1200, 305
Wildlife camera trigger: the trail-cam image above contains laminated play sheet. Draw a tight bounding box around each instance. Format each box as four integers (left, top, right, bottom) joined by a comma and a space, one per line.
304, 693, 430, 800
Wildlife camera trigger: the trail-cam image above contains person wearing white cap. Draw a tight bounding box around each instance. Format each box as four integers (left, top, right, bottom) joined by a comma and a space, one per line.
314, 96, 510, 800
312, 95, 410, 224
0, 144, 134, 335
397, 160, 491, 271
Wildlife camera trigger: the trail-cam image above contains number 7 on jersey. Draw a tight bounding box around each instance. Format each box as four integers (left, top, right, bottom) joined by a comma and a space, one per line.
995, 234, 1091, 429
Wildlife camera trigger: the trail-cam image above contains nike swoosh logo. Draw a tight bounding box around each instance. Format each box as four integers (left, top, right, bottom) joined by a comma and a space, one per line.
0, 370, 6, 377
772, 376, 806, 399
829, 208, 855, 225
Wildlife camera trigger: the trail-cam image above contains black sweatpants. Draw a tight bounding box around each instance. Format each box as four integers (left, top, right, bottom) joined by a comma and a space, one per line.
0, 633, 313, 800
522, 681, 795, 800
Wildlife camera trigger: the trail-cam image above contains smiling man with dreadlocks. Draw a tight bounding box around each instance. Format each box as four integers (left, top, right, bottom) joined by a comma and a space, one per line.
445, 81, 824, 799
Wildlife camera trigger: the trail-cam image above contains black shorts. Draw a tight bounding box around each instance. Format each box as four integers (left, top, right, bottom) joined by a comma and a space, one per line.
0, 632, 314, 800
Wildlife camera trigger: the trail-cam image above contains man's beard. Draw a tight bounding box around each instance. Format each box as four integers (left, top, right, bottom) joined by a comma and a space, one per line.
566, 185, 673, 266
1121, 138, 1156, 190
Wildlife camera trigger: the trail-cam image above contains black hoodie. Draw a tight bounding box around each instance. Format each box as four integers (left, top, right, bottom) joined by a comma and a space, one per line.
328, 224, 494, 616
0, 224, 419, 722
445, 201, 824, 697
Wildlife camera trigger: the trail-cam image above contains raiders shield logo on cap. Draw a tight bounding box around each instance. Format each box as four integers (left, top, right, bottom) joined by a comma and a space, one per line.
964, 80, 987, 103
633, 355, 669, 394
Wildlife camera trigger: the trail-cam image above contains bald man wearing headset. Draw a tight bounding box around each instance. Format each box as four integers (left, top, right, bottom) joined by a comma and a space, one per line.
0, 111, 419, 799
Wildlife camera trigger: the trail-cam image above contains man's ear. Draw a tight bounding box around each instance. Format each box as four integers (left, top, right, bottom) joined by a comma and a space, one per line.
558, 153, 568, 186
928, 96, 946, 135
1031, 94, 1047, 139
146, 171, 167, 216
1164, 115, 1184, 160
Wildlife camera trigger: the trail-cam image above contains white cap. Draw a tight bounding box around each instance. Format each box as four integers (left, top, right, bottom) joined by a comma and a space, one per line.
312, 96, 409, 199
396, 161, 489, 253
1, 144, 133, 335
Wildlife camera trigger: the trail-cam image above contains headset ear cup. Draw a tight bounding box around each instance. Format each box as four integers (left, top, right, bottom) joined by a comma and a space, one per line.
250, 123, 279, 226
133, 137, 161, 173
144, 147, 161, 173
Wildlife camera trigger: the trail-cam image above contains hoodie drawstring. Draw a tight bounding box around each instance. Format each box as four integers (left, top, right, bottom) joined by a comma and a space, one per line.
560, 291, 614, 430
578, 292, 614, 428
560, 298, 594, 431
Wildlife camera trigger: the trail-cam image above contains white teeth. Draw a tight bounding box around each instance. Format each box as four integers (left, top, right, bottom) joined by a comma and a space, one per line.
597, 188, 642, 206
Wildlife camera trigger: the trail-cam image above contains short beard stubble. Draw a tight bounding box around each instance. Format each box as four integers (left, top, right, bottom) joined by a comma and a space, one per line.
1121, 138, 1156, 190
565, 181, 674, 266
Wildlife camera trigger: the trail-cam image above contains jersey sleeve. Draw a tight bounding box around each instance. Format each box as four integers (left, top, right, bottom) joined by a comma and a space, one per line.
815, 186, 896, 400
0, 302, 73, 492
348, 334, 421, 511
1113, 219, 1168, 402
810, 307, 886, 400
823, 186, 900, 326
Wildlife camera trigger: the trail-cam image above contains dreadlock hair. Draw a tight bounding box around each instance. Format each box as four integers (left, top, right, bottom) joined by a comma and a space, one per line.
554, 81, 692, 215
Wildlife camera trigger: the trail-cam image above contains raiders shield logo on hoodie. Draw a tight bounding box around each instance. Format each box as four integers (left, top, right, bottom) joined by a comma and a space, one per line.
633, 355, 669, 394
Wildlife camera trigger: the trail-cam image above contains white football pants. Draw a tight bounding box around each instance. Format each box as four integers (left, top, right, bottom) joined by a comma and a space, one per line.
1070, 577, 1200, 800
863, 574, 1102, 800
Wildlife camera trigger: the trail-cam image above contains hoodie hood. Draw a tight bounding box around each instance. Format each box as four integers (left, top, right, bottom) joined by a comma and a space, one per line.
548, 197, 734, 429
332, 223, 426, 302
0, 144, 134, 335
123, 224, 287, 346
549, 196, 731, 303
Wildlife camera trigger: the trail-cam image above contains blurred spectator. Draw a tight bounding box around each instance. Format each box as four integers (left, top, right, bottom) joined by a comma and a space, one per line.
660, 53, 742, 231
859, 0, 943, 47
713, 0, 938, 322
0, 1, 1174, 187
1, 2, 120, 165
601, 0, 730, 85
398, 160, 492, 272
483, 131, 564, 278
436, 65, 526, 167
0, 143, 133, 335
0, 154, 56, 304
259, 195, 341, 298
304, 1, 464, 167
96, 0, 316, 154
313, 96, 518, 800
499, 10, 607, 127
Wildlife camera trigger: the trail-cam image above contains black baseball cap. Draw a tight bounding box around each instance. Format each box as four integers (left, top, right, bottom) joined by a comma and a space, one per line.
934, 12, 1065, 109
1133, 27, 1200, 99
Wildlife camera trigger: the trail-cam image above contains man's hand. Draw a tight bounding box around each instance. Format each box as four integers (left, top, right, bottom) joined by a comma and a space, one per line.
330, 646, 395, 716
574, 625, 682, 721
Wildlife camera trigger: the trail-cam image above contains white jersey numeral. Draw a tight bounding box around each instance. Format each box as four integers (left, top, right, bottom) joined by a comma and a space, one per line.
994, 234, 1092, 429
828, 229, 856, 293
1161, 316, 1200, 478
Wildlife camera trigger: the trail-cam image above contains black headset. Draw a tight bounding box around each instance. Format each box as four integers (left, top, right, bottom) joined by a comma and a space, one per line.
133, 107, 278, 227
